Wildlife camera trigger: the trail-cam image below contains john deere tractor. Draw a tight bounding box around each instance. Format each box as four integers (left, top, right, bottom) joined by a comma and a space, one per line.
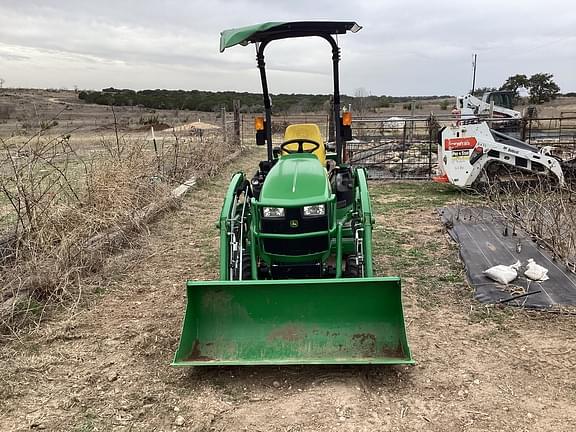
173, 22, 413, 366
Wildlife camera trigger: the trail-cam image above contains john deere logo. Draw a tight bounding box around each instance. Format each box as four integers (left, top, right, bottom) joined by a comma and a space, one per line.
290, 219, 299, 228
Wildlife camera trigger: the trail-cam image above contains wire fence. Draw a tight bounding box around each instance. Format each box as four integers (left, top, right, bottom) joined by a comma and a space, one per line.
235, 112, 576, 179
523, 113, 576, 161
347, 116, 438, 179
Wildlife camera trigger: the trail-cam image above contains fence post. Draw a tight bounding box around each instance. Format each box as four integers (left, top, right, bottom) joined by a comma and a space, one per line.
328, 96, 335, 142
221, 106, 227, 144
233, 99, 241, 146
241, 114, 245, 145
410, 101, 415, 144
521, 118, 527, 141
559, 112, 564, 145
401, 120, 407, 179
427, 114, 433, 179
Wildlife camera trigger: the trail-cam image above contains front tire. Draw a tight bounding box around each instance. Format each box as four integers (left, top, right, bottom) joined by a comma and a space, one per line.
231, 251, 252, 280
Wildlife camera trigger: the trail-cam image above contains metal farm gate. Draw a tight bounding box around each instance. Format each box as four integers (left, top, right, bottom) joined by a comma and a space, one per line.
523, 113, 576, 161
347, 116, 439, 179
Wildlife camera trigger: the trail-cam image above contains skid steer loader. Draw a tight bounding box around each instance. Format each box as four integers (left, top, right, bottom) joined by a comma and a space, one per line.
434, 121, 566, 188
173, 22, 413, 366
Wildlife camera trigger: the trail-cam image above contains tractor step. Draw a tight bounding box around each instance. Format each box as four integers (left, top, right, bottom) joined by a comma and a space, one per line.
173, 277, 413, 366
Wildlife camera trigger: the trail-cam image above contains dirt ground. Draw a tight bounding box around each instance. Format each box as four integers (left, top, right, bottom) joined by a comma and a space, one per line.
0, 146, 575, 432
0, 89, 220, 138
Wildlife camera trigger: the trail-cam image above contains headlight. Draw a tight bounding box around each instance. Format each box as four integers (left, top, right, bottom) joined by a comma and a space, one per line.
303, 204, 325, 217
263, 207, 285, 218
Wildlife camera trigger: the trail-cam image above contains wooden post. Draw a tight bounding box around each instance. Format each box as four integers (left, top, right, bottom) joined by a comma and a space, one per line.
233, 99, 241, 146
410, 101, 415, 144
328, 96, 335, 142
151, 125, 161, 172
221, 106, 226, 144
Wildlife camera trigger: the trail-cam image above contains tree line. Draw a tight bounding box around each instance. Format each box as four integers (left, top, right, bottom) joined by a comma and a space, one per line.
473, 72, 562, 105
78, 73, 568, 113
77, 88, 452, 113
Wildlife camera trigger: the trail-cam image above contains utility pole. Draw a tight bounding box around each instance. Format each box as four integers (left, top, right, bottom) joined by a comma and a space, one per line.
471, 54, 477, 94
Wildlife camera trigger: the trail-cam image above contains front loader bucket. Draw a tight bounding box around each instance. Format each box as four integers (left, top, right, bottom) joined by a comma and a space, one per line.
173, 277, 413, 366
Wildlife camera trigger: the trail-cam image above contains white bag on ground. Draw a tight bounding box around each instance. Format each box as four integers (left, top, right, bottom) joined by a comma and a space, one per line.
483, 261, 521, 285
524, 258, 549, 282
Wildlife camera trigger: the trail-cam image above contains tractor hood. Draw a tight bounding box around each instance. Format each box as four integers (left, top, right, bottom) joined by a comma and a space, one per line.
259, 154, 331, 207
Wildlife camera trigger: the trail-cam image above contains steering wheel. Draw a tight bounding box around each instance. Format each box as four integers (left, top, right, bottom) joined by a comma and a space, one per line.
280, 138, 320, 155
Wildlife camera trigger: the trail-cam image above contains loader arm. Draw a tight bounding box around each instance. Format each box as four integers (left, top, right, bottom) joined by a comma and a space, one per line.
217, 172, 246, 280
355, 167, 374, 277
458, 93, 521, 120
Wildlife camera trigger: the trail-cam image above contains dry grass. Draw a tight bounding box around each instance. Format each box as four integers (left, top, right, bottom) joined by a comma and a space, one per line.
0, 125, 237, 338
485, 175, 576, 271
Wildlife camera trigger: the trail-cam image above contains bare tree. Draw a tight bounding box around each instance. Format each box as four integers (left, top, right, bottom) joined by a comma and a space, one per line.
0, 78, 5, 89
0, 118, 237, 334
353, 87, 373, 117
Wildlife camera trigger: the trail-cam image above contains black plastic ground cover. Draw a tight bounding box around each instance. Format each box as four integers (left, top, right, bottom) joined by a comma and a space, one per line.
439, 207, 576, 309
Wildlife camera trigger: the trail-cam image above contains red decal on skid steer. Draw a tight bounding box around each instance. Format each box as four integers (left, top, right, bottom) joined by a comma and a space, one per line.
444, 137, 477, 151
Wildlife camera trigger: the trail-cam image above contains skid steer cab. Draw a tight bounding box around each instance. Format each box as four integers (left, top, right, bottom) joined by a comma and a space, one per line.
434, 121, 564, 188
173, 21, 413, 366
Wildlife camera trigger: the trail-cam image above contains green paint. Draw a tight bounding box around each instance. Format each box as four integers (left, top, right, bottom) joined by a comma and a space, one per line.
220, 22, 285, 52
173, 21, 414, 367
174, 161, 416, 365
218, 172, 245, 280
173, 277, 413, 366
259, 154, 331, 207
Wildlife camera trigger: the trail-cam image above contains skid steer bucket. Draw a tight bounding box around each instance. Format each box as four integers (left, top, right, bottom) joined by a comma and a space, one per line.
173, 277, 413, 366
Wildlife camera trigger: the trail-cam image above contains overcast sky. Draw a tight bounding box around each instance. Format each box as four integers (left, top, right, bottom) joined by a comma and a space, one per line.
0, 0, 574, 96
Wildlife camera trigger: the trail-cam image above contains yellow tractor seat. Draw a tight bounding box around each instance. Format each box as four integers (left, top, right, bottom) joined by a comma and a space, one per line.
282, 124, 326, 166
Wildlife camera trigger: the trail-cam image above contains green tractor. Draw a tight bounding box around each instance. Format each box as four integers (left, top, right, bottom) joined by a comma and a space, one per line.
173, 22, 413, 366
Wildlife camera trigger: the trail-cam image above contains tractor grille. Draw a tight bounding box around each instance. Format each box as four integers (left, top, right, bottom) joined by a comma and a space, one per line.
261, 208, 328, 234
261, 207, 329, 256
263, 237, 328, 256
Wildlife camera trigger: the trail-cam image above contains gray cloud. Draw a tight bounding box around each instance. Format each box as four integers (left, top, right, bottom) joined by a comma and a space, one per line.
0, 0, 574, 95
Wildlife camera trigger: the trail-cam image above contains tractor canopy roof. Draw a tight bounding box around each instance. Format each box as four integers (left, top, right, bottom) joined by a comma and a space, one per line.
219, 21, 361, 52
